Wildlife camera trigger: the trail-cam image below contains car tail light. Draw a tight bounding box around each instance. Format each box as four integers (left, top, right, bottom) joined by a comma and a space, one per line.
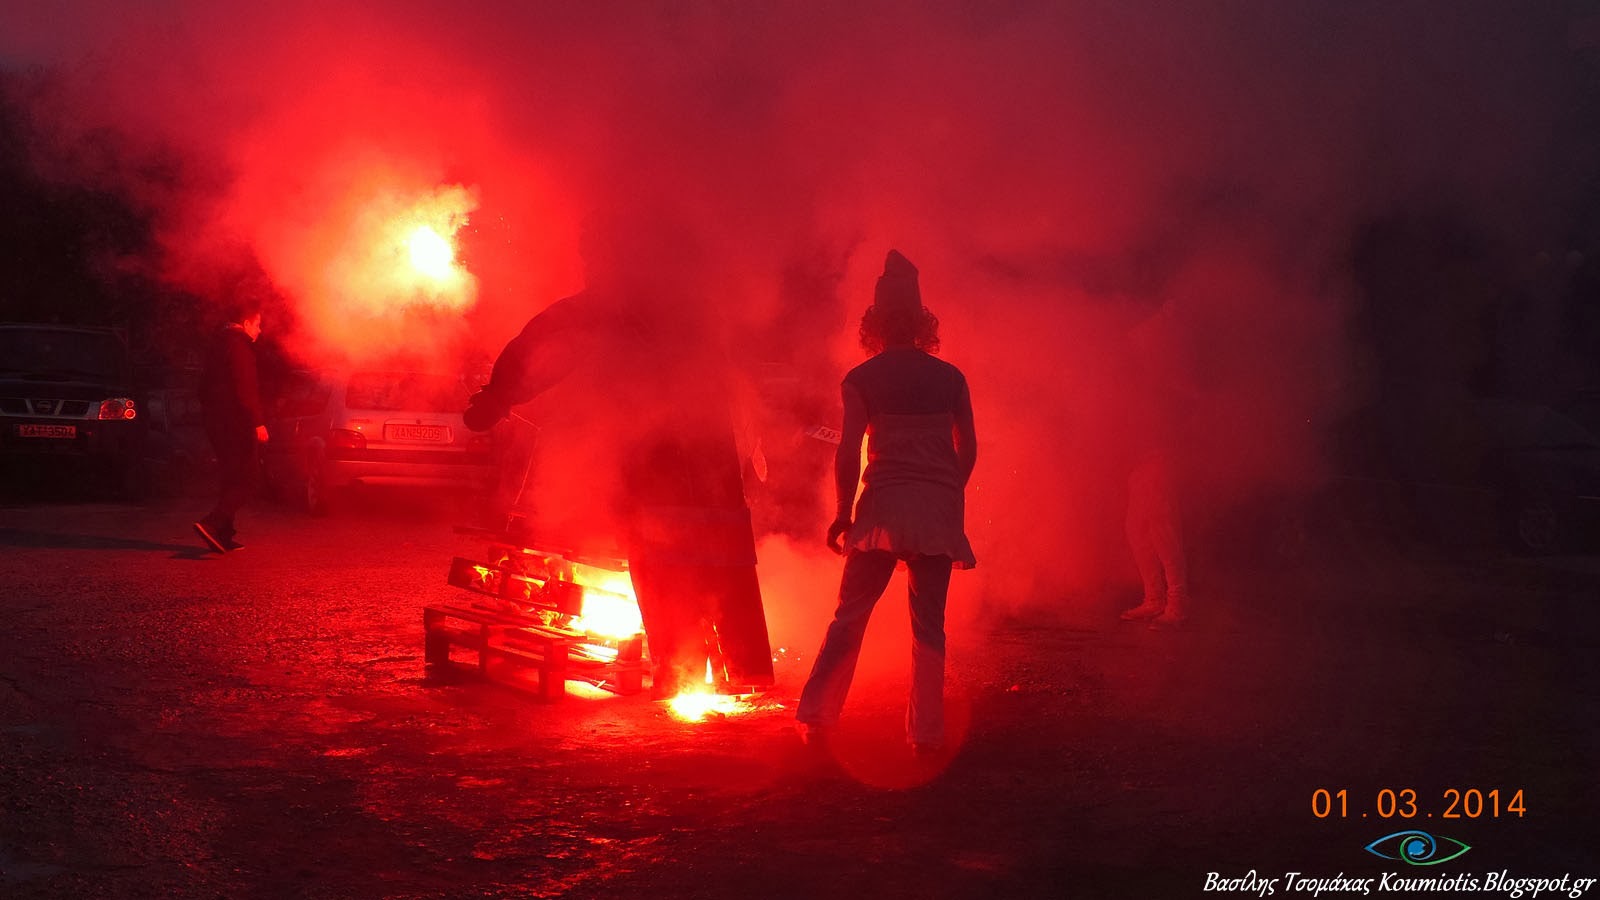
97, 398, 137, 420
329, 428, 366, 450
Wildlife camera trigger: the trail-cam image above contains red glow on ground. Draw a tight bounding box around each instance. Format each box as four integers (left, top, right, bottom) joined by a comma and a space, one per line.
667, 690, 751, 723
828, 687, 973, 789
665, 659, 759, 723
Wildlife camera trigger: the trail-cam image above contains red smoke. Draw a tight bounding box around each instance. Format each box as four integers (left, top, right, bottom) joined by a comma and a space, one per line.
1, 1, 1585, 637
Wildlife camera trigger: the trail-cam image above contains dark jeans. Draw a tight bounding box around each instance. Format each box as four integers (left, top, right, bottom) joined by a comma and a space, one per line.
796, 550, 953, 745
629, 560, 775, 697
202, 425, 259, 539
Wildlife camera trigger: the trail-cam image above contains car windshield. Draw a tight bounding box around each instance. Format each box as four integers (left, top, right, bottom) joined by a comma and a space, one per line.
345, 372, 472, 413
0, 328, 127, 381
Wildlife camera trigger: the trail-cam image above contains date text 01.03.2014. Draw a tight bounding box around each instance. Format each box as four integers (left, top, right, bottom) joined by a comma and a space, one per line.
1311, 788, 1525, 819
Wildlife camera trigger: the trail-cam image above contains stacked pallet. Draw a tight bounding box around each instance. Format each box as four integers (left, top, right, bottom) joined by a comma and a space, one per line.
424, 532, 646, 700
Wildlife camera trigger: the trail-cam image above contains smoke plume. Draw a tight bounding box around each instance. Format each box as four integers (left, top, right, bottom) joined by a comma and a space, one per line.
2, 1, 1589, 631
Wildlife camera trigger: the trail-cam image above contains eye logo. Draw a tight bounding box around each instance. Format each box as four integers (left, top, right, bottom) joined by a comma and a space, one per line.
1365, 830, 1470, 866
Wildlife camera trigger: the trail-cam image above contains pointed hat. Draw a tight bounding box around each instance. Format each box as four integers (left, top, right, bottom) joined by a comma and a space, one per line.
873, 249, 921, 312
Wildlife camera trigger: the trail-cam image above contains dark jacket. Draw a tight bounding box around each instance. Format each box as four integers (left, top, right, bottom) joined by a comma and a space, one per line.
471, 290, 747, 510
199, 324, 264, 432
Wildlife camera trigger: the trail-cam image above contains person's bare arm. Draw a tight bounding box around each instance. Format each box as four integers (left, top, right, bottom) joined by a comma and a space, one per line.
953, 380, 977, 487
827, 382, 869, 554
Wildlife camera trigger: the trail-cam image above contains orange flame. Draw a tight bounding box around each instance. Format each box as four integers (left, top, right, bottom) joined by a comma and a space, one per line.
666, 659, 752, 722
546, 557, 756, 721
667, 691, 749, 722
565, 563, 644, 641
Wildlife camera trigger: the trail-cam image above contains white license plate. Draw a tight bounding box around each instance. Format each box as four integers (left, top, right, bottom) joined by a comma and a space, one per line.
385, 424, 449, 443
19, 424, 76, 439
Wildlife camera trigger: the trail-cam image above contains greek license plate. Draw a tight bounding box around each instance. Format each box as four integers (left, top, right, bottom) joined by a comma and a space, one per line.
385, 424, 448, 443
19, 424, 76, 439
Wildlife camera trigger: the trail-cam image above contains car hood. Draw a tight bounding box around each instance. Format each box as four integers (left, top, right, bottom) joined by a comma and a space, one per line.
0, 377, 133, 400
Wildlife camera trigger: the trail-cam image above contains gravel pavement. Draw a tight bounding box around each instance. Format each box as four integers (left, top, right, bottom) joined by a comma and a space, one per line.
1, 486, 1596, 899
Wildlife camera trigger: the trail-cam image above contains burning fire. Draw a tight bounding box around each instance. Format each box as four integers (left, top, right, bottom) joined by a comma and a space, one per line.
566, 564, 644, 640
512, 556, 757, 720
668, 681, 750, 722
567, 566, 754, 721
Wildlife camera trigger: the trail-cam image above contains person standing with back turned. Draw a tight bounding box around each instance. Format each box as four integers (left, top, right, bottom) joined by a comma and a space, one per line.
193, 297, 268, 553
796, 249, 977, 755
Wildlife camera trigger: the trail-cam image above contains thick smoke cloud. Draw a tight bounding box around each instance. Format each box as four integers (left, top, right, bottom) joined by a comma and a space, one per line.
1, 1, 1588, 633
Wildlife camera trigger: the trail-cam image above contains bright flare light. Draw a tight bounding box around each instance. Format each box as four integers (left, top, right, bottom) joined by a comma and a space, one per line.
668, 691, 748, 722
566, 565, 644, 640
667, 660, 752, 722
554, 559, 756, 722
568, 587, 644, 641
406, 225, 455, 279
322, 183, 480, 318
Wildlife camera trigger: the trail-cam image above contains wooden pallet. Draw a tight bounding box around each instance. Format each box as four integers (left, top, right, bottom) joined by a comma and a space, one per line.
423, 601, 645, 700
446, 556, 585, 615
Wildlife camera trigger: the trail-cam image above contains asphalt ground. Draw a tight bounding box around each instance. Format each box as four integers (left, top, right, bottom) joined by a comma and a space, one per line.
0, 481, 1596, 899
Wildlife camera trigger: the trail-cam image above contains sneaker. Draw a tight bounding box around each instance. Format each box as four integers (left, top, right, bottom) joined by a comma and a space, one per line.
220, 538, 244, 552
1120, 599, 1165, 621
192, 521, 226, 553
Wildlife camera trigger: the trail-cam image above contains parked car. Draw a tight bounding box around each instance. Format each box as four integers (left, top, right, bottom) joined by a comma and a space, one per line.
135, 363, 214, 494
0, 323, 148, 494
262, 369, 495, 515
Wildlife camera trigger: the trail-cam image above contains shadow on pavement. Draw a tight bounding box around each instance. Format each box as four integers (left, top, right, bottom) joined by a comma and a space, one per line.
0, 526, 197, 554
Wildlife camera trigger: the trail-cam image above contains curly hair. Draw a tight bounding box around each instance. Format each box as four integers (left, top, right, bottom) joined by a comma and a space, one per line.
859, 303, 940, 355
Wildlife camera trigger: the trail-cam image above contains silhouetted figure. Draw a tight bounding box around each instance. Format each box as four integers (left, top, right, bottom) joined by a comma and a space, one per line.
1117, 317, 1189, 628
1119, 453, 1188, 626
193, 299, 268, 553
796, 250, 977, 754
463, 211, 773, 698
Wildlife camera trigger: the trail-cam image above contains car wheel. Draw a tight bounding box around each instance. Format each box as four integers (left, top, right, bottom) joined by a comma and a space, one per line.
304, 452, 333, 517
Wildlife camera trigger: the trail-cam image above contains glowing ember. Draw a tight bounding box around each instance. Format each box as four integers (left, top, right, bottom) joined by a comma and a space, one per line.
565, 564, 644, 640
406, 224, 454, 279
517, 557, 758, 721
666, 660, 754, 722
567, 586, 643, 641
668, 691, 749, 722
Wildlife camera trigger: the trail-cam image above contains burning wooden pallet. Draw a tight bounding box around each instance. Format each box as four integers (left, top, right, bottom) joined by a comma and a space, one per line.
426, 529, 646, 700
